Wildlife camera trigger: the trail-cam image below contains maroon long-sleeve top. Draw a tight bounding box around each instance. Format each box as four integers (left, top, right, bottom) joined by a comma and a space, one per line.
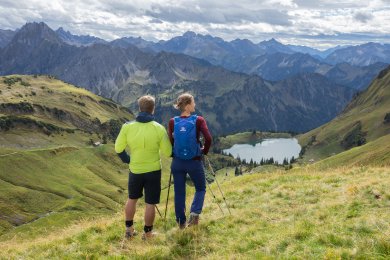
168, 115, 212, 158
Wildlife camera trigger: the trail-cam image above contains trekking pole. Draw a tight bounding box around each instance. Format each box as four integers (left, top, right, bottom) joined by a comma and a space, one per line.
205, 156, 232, 215
205, 176, 225, 215
164, 172, 172, 221
155, 205, 162, 218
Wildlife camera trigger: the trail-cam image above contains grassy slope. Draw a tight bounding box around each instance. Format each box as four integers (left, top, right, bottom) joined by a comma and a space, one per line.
0, 75, 132, 150
0, 145, 125, 235
298, 66, 390, 162
0, 75, 147, 234
0, 75, 131, 123
309, 134, 390, 170
1, 134, 389, 258
0, 145, 172, 238
0, 162, 388, 259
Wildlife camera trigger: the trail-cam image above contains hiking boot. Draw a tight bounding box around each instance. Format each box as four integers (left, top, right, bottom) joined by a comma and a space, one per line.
178, 222, 187, 230
125, 227, 138, 239
142, 231, 157, 240
187, 213, 199, 226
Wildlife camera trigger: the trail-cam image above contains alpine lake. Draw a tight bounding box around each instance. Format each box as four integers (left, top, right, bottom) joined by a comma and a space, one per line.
223, 138, 301, 164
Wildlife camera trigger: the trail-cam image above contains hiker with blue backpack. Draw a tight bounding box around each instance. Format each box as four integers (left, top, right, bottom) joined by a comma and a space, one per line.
168, 93, 212, 228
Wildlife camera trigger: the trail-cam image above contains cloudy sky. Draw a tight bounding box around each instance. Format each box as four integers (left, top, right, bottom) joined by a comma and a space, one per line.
0, 0, 389, 49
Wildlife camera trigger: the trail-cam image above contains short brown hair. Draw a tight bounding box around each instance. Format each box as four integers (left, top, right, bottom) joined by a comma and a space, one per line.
174, 93, 194, 112
138, 95, 155, 113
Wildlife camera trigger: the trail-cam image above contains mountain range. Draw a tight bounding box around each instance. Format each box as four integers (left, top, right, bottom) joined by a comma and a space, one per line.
109, 31, 390, 82
2, 23, 390, 69
0, 22, 389, 134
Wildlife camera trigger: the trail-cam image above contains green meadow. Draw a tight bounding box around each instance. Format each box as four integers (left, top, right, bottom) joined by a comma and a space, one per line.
0, 158, 389, 259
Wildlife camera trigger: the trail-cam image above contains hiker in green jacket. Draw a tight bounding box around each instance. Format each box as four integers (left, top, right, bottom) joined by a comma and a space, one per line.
115, 95, 172, 240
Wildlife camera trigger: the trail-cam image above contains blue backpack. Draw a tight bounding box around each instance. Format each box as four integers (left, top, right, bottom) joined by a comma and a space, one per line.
173, 115, 201, 160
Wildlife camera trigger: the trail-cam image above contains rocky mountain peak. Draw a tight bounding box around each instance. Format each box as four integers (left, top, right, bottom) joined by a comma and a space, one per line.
13, 22, 63, 46
183, 31, 197, 38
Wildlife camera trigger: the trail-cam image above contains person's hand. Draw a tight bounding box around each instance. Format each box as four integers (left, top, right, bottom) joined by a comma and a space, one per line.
201, 154, 206, 166
117, 151, 130, 164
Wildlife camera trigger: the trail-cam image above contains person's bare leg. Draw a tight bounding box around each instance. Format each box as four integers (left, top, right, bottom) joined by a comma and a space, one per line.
144, 203, 155, 226
125, 199, 138, 237
125, 198, 137, 221
142, 203, 156, 239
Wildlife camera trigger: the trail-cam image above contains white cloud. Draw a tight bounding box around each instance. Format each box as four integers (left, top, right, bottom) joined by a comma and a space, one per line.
0, 0, 389, 48
267, 0, 298, 8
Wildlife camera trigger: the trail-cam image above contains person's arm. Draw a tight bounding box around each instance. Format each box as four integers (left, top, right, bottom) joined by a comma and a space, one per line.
167, 118, 174, 145
160, 126, 173, 157
115, 124, 130, 163
198, 117, 212, 155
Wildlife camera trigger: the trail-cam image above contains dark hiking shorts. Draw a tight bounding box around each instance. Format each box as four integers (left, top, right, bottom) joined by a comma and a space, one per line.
128, 170, 161, 204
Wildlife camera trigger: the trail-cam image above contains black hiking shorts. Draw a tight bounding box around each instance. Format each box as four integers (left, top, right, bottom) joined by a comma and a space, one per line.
128, 170, 161, 204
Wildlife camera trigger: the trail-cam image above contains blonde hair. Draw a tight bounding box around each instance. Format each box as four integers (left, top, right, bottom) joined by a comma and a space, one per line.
174, 93, 194, 112
138, 95, 155, 113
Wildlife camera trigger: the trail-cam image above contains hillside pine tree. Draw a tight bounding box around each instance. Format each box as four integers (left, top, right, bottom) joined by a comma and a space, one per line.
234, 166, 239, 176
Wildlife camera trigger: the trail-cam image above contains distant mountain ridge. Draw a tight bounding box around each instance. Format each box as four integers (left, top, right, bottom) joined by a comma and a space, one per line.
3, 23, 390, 68
0, 22, 375, 134
325, 42, 390, 66
2, 24, 388, 87
109, 30, 389, 86
286, 44, 348, 59
56, 27, 107, 46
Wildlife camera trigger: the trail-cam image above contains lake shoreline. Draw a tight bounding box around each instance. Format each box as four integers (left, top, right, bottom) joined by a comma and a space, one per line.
216, 131, 294, 150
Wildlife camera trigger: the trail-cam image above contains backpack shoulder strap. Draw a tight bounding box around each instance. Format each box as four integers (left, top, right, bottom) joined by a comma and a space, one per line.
188, 114, 198, 123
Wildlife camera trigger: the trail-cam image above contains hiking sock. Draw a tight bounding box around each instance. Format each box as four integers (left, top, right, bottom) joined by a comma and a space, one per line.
125, 220, 133, 228
144, 225, 153, 233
